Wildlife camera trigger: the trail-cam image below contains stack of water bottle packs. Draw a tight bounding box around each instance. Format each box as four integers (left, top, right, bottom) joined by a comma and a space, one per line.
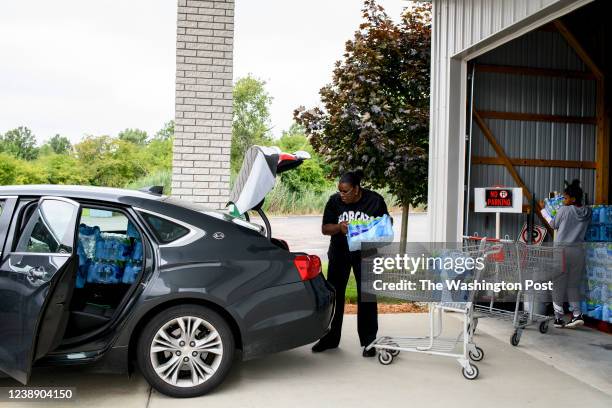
586, 205, 612, 242
582, 205, 612, 323
76, 222, 143, 288
584, 242, 612, 323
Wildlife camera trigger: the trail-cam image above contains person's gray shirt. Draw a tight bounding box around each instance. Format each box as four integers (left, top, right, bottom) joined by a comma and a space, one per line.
550, 205, 591, 243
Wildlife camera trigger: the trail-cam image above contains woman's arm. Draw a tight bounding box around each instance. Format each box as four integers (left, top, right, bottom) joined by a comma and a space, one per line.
322, 221, 348, 236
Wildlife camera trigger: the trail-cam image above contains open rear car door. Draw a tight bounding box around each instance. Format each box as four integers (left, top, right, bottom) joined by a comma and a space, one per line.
0, 197, 80, 384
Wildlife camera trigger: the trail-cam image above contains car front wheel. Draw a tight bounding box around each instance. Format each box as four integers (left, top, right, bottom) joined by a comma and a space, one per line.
137, 305, 235, 398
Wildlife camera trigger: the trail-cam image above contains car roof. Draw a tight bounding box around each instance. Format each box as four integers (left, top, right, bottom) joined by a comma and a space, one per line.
0, 185, 164, 205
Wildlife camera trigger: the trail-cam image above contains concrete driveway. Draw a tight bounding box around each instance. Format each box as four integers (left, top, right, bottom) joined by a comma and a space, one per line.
2, 313, 610, 407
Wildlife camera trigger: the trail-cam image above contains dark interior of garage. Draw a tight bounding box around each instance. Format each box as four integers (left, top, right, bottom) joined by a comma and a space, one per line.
464, 0, 611, 241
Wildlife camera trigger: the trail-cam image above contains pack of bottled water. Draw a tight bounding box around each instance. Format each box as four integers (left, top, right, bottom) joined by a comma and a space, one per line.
586, 205, 612, 242
584, 242, 612, 323
76, 222, 144, 286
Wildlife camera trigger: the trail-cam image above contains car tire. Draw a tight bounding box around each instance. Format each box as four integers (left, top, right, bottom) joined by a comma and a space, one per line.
137, 304, 235, 398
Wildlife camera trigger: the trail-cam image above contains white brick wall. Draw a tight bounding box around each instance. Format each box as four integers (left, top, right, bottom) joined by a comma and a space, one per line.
173, 0, 234, 208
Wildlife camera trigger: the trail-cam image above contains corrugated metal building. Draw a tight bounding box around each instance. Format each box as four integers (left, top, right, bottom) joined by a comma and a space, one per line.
428, 0, 610, 241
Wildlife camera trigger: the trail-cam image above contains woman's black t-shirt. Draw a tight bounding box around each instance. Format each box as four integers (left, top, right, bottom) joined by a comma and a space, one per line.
322, 188, 389, 255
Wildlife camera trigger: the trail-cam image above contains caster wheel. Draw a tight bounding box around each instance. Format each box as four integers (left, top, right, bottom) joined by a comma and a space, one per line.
510, 332, 521, 346
387, 342, 400, 357
378, 351, 393, 365
462, 364, 479, 380
539, 321, 549, 334
468, 346, 484, 362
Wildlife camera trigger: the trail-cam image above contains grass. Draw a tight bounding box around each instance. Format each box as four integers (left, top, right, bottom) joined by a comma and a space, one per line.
322, 261, 407, 304
264, 182, 400, 215
126, 169, 172, 194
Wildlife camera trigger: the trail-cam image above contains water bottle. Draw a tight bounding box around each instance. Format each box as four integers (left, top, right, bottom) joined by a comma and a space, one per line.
132, 240, 143, 261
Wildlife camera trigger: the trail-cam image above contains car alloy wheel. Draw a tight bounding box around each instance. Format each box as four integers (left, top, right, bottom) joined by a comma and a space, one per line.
137, 305, 234, 398
150, 316, 223, 387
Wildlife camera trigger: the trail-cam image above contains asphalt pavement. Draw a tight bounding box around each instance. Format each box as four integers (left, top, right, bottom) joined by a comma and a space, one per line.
265, 211, 430, 261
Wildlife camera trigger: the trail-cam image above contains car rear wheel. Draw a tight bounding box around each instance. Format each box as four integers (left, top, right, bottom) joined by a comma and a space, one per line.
137, 305, 235, 398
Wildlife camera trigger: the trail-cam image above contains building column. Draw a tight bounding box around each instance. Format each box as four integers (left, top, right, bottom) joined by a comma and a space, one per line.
172, 0, 234, 208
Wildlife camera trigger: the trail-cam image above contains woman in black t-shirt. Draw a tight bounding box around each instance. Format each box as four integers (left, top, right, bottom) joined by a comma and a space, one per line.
312, 170, 389, 357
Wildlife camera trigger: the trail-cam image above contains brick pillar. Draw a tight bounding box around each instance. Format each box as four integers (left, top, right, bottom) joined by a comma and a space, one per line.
172, 0, 234, 209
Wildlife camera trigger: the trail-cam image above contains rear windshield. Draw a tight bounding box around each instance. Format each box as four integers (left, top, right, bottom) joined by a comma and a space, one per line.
161, 197, 264, 235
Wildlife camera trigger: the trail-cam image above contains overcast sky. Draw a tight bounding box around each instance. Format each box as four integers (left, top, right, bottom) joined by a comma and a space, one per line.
0, 0, 406, 144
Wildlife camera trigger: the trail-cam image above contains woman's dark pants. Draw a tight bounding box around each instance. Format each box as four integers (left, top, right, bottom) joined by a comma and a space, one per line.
320, 250, 378, 347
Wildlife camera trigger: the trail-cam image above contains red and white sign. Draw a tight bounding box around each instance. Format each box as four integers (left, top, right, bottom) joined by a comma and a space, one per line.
518, 223, 547, 245
474, 187, 523, 213
485, 188, 513, 208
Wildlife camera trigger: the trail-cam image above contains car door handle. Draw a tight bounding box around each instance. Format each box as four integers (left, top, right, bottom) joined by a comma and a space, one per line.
27, 266, 47, 281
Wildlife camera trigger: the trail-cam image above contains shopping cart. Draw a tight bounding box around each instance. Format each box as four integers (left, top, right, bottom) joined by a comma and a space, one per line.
470, 237, 564, 346
365, 238, 494, 380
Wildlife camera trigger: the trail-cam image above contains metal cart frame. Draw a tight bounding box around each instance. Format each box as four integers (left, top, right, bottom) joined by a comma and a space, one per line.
366, 238, 492, 380
469, 237, 561, 346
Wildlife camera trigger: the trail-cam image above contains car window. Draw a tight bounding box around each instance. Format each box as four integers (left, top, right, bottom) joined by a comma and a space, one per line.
0, 200, 4, 217
139, 212, 189, 244
16, 200, 78, 254
77, 207, 144, 286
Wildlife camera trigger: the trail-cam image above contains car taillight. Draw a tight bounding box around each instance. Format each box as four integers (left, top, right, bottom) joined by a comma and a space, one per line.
293, 255, 321, 281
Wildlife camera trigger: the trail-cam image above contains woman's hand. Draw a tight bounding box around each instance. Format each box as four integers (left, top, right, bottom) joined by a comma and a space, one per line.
322, 222, 349, 236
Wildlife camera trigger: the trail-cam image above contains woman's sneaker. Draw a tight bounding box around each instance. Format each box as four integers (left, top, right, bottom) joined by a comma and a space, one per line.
553, 318, 565, 328
565, 314, 584, 328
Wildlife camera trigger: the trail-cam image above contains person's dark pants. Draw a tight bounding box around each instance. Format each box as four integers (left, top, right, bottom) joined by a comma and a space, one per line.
320, 250, 378, 347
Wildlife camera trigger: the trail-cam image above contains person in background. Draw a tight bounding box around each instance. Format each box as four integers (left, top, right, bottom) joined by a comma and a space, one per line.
311, 170, 390, 357
549, 179, 591, 328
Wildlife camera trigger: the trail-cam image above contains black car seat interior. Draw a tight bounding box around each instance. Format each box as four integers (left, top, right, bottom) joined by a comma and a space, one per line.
65, 212, 144, 338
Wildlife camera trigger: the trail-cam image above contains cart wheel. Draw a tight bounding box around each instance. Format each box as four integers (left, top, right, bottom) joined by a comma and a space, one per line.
378, 351, 393, 365
462, 364, 479, 380
510, 331, 521, 346
539, 321, 549, 334
387, 342, 400, 357
468, 346, 484, 362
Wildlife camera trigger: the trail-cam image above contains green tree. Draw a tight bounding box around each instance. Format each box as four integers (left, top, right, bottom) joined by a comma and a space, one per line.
154, 120, 175, 141
232, 75, 273, 172
74, 135, 149, 187
118, 128, 148, 145
37, 154, 88, 185
0, 152, 45, 184
273, 123, 334, 194
0, 153, 18, 184
0, 126, 39, 160
45, 134, 72, 154
294, 0, 431, 249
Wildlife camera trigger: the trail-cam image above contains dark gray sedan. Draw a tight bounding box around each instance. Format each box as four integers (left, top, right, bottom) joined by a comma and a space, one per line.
0, 147, 334, 397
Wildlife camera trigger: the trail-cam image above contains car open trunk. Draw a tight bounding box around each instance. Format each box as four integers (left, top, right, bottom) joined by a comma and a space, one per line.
228, 145, 310, 239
